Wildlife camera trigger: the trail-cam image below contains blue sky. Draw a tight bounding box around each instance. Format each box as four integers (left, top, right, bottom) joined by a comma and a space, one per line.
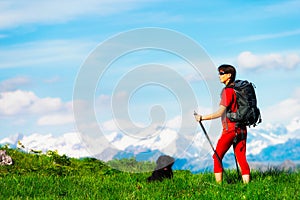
0, 0, 300, 141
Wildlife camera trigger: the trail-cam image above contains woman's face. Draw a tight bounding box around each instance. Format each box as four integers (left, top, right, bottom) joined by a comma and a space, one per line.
219, 71, 231, 85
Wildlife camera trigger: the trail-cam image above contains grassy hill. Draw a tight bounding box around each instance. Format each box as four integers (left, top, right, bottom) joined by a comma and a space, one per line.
0, 146, 299, 199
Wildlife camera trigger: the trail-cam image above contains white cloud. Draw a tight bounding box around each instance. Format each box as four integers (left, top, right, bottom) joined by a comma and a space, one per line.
102, 119, 145, 134
43, 76, 60, 84
237, 51, 300, 70
0, 39, 93, 69
0, 0, 153, 29
0, 90, 61, 115
0, 76, 31, 92
237, 29, 300, 43
37, 114, 74, 126
262, 88, 300, 124
264, 1, 300, 16
0, 90, 72, 122
166, 116, 182, 129
286, 117, 300, 132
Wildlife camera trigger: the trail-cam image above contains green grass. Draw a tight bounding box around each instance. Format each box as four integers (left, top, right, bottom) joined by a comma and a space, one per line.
0, 147, 299, 199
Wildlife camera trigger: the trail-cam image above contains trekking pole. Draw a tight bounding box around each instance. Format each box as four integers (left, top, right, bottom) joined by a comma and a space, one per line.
194, 111, 228, 182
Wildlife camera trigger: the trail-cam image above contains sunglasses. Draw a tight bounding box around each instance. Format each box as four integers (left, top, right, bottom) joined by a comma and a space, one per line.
219, 71, 227, 75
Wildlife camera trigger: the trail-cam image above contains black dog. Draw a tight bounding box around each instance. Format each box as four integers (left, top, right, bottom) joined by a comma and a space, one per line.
147, 155, 175, 182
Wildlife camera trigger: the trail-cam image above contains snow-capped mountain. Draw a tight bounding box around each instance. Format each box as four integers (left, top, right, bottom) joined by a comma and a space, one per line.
247, 119, 300, 156
1, 118, 299, 173
0, 132, 91, 158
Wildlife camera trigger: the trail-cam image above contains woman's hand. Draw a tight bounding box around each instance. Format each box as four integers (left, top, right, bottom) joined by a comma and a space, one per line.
194, 114, 202, 122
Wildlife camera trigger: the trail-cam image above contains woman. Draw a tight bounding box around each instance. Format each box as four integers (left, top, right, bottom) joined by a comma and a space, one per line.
194, 64, 250, 184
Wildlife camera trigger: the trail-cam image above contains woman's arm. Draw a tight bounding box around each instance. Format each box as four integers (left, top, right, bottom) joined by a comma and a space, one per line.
195, 105, 226, 121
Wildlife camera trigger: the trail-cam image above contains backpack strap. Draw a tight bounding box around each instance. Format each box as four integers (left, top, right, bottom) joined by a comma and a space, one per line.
220, 88, 229, 131
222, 84, 236, 130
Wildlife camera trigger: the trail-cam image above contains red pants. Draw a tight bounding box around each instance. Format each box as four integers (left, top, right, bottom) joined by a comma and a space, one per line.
213, 128, 250, 175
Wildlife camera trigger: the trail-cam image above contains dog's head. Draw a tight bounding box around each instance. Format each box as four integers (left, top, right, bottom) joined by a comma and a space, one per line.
155, 155, 175, 170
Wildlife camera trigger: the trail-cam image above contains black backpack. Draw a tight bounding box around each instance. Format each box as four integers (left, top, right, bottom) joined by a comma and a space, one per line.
226, 80, 262, 127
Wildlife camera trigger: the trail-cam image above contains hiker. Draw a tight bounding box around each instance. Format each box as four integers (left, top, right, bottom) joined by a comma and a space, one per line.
194, 64, 250, 184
